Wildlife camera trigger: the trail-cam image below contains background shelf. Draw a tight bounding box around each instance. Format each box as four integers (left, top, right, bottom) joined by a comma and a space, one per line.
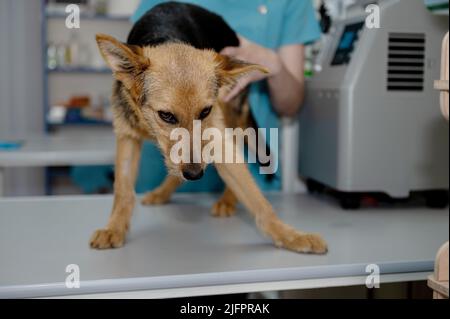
48, 121, 112, 128
44, 2, 132, 131
47, 67, 112, 74
46, 13, 131, 22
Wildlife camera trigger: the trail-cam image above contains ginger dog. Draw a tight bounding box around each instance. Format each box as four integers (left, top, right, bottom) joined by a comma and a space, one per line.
90, 2, 327, 254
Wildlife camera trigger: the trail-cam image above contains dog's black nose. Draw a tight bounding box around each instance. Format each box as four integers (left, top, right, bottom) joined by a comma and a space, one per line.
183, 170, 204, 181
182, 165, 204, 181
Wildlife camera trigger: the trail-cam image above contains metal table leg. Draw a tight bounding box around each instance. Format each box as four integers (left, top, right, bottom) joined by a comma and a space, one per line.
0, 167, 5, 197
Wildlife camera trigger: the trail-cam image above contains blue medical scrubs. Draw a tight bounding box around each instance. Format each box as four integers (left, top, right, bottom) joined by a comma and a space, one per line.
73, 0, 321, 194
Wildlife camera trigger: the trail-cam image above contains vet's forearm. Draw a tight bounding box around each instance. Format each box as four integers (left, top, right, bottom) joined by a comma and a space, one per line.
267, 54, 305, 117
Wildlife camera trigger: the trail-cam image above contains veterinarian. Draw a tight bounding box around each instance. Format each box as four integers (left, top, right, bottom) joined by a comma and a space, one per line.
72, 0, 321, 193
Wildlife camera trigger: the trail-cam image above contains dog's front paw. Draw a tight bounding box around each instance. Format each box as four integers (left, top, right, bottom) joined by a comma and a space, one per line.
276, 231, 328, 255
263, 221, 328, 254
90, 229, 125, 249
141, 190, 171, 206
211, 199, 237, 218
300, 233, 328, 254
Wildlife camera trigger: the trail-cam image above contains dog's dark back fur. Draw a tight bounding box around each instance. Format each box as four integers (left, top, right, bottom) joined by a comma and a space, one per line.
127, 1, 240, 52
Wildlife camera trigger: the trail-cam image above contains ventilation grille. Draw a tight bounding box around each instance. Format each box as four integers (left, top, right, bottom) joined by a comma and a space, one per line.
387, 33, 425, 92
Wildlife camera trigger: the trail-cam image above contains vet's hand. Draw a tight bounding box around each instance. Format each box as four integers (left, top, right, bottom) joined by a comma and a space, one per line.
221, 35, 282, 102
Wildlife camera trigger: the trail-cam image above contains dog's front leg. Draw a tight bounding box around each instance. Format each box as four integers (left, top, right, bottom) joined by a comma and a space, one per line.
215, 163, 328, 254
141, 175, 183, 205
90, 135, 142, 249
211, 187, 238, 218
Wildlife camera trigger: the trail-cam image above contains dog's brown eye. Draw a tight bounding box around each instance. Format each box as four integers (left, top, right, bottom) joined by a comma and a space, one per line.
199, 106, 213, 120
158, 111, 178, 125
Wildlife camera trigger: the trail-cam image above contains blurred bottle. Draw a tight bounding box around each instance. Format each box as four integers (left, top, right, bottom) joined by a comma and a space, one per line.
56, 42, 69, 68
78, 42, 92, 68
47, 43, 58, 70
91, 0, 108, 16
68, 31, 80, 67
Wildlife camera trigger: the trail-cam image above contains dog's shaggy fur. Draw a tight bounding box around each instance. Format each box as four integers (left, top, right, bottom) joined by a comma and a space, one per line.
90, 2, 327, 254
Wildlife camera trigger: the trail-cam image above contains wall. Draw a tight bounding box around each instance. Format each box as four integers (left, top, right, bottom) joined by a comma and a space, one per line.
0, 0, 45, 196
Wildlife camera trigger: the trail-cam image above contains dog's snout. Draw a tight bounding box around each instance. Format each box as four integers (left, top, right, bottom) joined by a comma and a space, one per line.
182, 164, 204, 181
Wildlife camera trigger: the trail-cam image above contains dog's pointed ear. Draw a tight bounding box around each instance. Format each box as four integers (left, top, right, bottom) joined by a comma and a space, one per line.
96, 34, 149, 88
215, 54, 269, 87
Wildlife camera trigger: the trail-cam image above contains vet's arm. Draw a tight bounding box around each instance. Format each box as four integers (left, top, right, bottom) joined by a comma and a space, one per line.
221, 36, 305, 117
268, 44, 305, 117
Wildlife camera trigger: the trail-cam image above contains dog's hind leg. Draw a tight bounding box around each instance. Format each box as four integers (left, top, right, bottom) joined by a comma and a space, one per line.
141, 175, 183, 206
215, 162, 328, 254
90, 136, 142, 249
211, 187, 238, 218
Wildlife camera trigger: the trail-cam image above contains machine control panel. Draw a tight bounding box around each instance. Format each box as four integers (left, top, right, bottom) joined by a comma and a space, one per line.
331, 21, 365, 66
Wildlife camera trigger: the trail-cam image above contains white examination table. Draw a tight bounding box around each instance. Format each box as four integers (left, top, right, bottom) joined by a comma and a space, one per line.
0, 194, 448, 298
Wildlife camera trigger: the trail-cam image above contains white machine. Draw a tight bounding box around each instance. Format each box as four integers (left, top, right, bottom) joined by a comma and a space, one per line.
299, 0, 449, 208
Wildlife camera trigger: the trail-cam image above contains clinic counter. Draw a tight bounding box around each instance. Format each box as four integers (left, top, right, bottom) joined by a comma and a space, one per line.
0, 193, 448, 298
0, 133, 115, 167
0, 132, 116, 196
